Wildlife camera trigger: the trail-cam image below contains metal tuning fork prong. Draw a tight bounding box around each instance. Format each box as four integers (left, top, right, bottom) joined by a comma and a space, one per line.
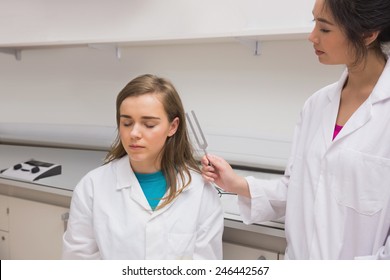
187, 110, 228, 194
185, 110, 209, 160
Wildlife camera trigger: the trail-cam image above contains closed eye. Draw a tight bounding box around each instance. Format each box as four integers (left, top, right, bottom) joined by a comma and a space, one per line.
312, 18, 333, 34
122, 122, 133, 127
144, 122, 157, 128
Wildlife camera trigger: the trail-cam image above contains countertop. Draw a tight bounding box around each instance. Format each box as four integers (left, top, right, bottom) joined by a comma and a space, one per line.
0, 143, 285, 237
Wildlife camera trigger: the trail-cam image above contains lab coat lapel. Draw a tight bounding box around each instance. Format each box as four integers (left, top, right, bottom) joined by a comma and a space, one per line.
128, 178, 153, 212
115, 156, 152, 212
321, 71, 345, 149
334, 101, 372, 141
150, 174, 193, 218
332, 57, 390, 141
321, 94, 340, 149
115, 157, 193, 217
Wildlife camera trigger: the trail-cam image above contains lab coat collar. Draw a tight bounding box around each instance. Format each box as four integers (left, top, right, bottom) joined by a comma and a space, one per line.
114, 156, 193, 193
113, 156, 193, 214
114, 156, 138, 190
326, 57, 390, 104
322, 73, 344, 148
369, 57, 390, 104
324, 58, 390, 144
114, 156, 152, 211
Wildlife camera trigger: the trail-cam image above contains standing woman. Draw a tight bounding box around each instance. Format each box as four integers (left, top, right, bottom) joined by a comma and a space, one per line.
202, 0, 390, 259
63, 74, 223, 259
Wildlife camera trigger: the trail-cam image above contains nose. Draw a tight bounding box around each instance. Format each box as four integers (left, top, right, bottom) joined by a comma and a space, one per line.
308, 26, 319, 44
130, 123, 142, 139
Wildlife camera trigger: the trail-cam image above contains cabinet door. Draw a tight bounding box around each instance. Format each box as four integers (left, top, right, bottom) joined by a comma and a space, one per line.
0, 195, 9, 231
9, 197, 69, 260
223, 242, 278, 260
0, 230, 10, 259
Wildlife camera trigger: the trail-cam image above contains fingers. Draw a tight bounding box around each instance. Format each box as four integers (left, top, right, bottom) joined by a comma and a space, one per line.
202, 173, 215, 183
201, 155, 210, 166
201, 155, 218, 182
202, 154, 220, 167
201, 163, 216, 177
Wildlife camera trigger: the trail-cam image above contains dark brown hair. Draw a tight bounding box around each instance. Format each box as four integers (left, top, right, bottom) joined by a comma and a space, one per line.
324, 0, 390, 65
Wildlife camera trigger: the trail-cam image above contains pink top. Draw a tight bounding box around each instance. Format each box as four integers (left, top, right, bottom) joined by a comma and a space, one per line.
333, 124, 343, 140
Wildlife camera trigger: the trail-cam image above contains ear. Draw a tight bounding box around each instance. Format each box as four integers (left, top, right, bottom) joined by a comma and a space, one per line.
168, 117, 179, 137
364, 31, 380, 46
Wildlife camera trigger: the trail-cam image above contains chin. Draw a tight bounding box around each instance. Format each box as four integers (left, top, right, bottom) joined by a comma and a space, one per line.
318, 58, 337, 65
128, 155, 145, 163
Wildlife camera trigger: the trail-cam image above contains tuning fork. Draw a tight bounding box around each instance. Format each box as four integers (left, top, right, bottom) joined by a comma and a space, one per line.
185, 110, 211, 164
186, 110, 234, 195
185, 110, 236, 197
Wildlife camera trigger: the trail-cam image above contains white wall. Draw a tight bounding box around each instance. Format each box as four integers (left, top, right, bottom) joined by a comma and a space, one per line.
0, 40, 344, 131
0, 40, 344, 168
0, 0, 345, 169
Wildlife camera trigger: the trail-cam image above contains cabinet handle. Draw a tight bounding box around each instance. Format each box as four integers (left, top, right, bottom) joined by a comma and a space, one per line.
257, 255, 266, 260
1, 236, 5, 241
61, 212, 69, 232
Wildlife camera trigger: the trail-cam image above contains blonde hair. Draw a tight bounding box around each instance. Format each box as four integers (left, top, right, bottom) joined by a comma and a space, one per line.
105, 74, 200, 208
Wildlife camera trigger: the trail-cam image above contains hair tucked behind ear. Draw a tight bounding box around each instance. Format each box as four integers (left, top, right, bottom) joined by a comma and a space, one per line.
105, 74, 200, 209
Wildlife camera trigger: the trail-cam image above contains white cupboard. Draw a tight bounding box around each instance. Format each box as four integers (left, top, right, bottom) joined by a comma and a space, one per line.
0, 194, 69, 260
8, 197, 69, 259
0, 195, 10, 259
0, 231, 10, 259
0, 195, 9, 230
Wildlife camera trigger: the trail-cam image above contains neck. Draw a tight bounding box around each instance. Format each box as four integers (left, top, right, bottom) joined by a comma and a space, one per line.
345, 52, 386, 98
129, 158, 161, 174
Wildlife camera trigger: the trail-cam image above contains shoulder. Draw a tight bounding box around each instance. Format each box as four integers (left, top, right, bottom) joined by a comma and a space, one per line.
187, 169, 220, 202
303, 69, 347, 112
188, 171, 223, 220
73, 159, 118, 193
188, 169, 205, 185
185, 169, 213, 192
83, 161, 115, 181
298, 80, 341, 123
304, 82, 338, 109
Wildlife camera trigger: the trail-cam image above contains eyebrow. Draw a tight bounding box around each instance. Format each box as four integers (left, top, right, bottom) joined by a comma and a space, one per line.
120, 114, 161, 120
317, 17, 334, 25
312, 10, 335, 26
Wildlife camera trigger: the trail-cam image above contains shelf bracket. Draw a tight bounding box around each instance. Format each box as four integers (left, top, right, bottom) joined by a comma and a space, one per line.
0, 48, 22, 61
88, 43, 121, 59
235, 38, 261, 56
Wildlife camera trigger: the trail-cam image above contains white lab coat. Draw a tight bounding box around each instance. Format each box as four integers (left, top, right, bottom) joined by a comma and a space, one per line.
62, 156, 224, 259
238, 58, 390, 259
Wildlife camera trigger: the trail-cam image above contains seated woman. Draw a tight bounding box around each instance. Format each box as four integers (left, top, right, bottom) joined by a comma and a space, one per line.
62, 74, 224, 259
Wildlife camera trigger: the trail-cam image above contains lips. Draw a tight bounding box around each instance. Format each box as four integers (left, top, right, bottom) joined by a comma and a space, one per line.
314, 49, 325, 56
129, 144, 145, 150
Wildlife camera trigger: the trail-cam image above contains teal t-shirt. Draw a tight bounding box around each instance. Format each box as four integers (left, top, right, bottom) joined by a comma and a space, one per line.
134, 170, 167, 210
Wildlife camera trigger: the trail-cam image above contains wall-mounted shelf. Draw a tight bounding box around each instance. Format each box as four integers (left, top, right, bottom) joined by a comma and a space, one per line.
0, 27, 311, 60
0, 123, 116, 151
0, 48, 22, 61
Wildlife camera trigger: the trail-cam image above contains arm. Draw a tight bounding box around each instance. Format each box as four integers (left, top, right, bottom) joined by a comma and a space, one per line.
201, 154, 290, 224
201, 154, 289, 224
237, 110, 306, 224
193, 182, 224, 260
201, 109, 304, 224
62, 176, 101, 259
